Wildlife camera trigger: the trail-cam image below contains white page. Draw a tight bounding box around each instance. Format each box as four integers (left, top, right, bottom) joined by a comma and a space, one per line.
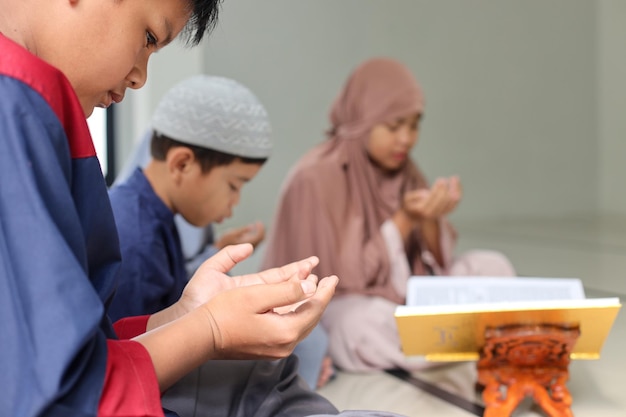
405, 276, 586, 307
396, 297, 621, 316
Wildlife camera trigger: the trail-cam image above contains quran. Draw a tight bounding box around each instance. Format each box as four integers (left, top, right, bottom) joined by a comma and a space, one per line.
394, 277, 622, 361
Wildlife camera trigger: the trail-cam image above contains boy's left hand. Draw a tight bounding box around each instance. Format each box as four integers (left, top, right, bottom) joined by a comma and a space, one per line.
215, 221, 266, 249
178, 244, 320, 315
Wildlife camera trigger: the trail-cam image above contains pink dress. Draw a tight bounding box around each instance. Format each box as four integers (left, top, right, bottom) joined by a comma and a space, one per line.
262, 58, 516, 372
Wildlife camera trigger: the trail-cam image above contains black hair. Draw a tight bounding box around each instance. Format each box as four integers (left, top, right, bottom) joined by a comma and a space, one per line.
150, 132, 267, 173
180, 0, 223, 46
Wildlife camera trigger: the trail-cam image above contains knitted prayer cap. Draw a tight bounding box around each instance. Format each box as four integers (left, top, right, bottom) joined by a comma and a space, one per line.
151, 75, 273, 158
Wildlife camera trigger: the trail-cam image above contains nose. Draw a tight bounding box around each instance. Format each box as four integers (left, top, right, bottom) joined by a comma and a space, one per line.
397, 125, 416, 146
126, 51, 149, 90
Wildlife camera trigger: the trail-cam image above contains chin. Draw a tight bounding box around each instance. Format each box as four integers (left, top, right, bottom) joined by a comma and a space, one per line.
384, 161, 406, 173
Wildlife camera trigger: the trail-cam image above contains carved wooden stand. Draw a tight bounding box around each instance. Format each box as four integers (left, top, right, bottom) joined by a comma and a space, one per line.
477, 324, 580, 417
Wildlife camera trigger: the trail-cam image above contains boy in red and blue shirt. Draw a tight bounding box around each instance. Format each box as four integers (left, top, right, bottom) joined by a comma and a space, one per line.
0, 1, 338, 416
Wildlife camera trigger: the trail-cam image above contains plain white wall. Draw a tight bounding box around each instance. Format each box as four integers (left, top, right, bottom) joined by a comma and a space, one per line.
209, 0, 598, 219
115, 0, 622, 272
598, 0, 626, 216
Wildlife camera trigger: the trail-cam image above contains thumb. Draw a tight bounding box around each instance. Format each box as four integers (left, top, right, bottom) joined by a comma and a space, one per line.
197, 243, 253, 275
233, 224, 254, 235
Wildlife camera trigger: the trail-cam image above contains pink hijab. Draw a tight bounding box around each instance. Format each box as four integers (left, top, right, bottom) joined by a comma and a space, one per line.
262, 58, 443, 304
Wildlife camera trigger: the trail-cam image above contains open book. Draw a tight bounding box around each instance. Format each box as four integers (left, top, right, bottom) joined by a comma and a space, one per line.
394, 277, 622, 361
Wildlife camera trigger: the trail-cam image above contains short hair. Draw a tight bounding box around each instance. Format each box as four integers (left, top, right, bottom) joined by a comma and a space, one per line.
150, 132, 267, 173
181, 0, 223, 46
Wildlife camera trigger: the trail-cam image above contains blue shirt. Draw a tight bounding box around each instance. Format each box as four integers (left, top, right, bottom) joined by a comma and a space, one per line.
108, 168, 188, 321
114, 129, 217, 276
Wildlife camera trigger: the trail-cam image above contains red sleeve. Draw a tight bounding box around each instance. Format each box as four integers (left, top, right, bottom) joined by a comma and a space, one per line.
98, 340, 164, 417
113, 315, 150, 339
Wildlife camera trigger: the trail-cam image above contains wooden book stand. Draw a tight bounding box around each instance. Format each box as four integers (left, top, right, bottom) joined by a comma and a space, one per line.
477, 323, 580, 417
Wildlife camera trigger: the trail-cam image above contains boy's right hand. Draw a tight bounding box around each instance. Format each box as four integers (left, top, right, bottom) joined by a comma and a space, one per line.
215, 221, 266, 249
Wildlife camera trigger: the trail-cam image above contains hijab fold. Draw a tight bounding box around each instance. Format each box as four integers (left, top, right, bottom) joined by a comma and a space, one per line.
262, 58, 446, 304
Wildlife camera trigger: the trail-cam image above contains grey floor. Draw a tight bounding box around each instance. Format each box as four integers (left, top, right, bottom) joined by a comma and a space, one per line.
315, 215, 626, 417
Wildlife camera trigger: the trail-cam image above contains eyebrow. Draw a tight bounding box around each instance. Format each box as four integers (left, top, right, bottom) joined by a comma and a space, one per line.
159, 18, 175, 47
402, 114, 422, 125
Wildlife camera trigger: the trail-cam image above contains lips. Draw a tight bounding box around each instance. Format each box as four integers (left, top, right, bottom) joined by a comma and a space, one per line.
110, 91, 124, 104
97, 91, 125, 109
393, 153, 407, 161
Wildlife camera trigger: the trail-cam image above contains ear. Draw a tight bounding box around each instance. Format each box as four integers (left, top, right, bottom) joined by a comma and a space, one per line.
166, 147, 196, 183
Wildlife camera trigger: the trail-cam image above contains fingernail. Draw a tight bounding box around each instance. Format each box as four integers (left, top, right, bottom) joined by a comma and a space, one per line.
300, 280, 316, 295
320, 275, 339, 288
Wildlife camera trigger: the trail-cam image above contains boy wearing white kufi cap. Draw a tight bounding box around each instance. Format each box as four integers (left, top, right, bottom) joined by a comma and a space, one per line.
151, 74, 273, 159
108, 75, 337, 417
109, 74, 275, 322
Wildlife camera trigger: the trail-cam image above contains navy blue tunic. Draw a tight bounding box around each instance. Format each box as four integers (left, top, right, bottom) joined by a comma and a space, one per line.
108, 168, 188, 320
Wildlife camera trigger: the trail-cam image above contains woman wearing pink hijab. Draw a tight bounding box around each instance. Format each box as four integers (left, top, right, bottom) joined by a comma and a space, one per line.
261, 58, 515, 372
